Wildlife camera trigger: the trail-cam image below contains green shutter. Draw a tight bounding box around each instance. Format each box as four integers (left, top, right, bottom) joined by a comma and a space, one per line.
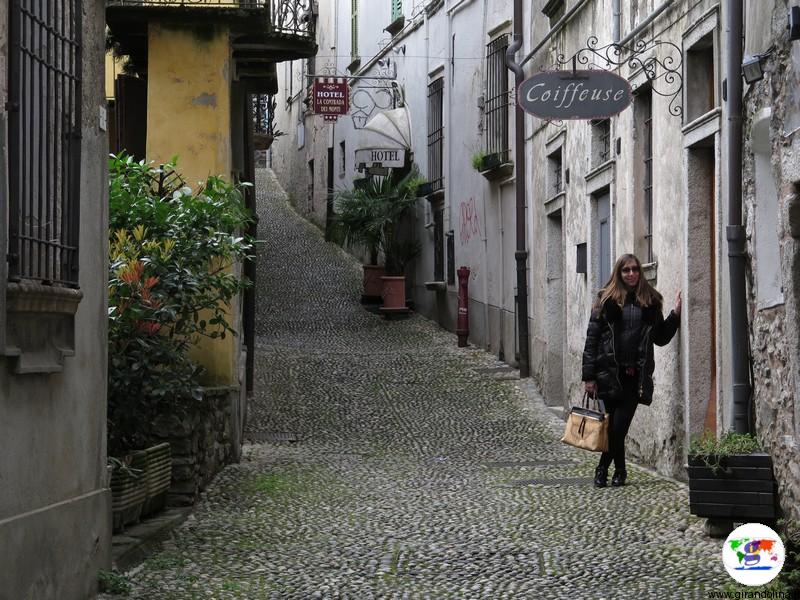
391, 0, 402, 21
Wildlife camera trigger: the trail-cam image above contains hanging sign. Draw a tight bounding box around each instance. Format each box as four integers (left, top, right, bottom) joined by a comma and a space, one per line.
313, 78, 349, 117
517, 70, 632, 120
354, 148, 406, 168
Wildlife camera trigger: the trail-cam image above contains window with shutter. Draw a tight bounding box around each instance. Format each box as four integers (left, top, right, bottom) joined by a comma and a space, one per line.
392, 0, 402, 21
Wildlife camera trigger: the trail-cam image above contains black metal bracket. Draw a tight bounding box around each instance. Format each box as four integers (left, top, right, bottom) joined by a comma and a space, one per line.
550, 35, 684, 118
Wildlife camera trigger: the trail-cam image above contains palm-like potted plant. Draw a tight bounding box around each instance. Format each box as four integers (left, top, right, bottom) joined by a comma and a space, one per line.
333, 167, 424, 306
332, 186, 386, 303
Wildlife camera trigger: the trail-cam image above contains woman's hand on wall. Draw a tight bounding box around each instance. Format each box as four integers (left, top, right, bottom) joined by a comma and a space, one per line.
674, 290, 682, 316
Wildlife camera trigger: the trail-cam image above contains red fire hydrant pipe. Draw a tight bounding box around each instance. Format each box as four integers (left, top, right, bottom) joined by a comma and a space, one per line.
456, 266, 470, 347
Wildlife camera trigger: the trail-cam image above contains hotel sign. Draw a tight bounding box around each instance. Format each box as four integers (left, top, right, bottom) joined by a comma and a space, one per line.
354, 148, 406, 168
517, 70, 633, 120
313, 78, 349, 118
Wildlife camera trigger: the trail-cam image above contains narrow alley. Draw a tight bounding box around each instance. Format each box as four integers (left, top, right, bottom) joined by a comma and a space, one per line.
111, 169, 728, 599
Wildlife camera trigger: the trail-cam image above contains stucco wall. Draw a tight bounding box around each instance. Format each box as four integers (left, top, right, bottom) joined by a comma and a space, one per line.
0, 0, 112, 597
145, 23, 240, 386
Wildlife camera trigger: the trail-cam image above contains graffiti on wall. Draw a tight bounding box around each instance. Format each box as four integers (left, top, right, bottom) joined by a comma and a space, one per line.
459, 198, 481, 245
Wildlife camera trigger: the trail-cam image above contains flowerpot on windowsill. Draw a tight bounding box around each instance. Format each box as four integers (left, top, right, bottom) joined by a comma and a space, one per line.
686, 453, 779, 524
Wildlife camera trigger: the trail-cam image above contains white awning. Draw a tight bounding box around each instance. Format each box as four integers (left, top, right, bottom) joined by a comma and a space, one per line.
361, 105, 412, 149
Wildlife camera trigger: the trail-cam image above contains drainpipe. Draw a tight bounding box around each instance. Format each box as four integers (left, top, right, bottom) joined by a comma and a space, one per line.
612, 0, 621, 43
726, 0, 751, 433
506, 0, 530, 378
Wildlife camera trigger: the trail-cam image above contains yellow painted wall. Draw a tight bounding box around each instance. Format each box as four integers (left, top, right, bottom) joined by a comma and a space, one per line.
147, 23, 238, 386
105, 52, 127, 100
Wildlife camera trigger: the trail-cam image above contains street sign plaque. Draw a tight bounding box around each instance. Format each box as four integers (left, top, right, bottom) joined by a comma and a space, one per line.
517, 70, 633, 120
313, 78, 349, 117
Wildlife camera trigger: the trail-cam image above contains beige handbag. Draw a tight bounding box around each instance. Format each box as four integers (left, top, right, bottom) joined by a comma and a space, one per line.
560, 393, 609, 453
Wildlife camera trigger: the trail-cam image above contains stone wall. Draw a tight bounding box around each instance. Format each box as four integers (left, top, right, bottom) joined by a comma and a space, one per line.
152, 386, 239, 507
741, 0, 800, 521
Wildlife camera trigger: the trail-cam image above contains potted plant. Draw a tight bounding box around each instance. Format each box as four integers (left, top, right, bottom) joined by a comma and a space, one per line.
333, 167, 424, 305
332, 185, 386, 303
107, 156, 253, 519
687, 431, 779, 525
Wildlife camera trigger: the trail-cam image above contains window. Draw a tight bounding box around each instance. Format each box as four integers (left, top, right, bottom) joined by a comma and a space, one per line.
547, 148, 563, 198
433, 207, 444, 281
685, 32, 716, 122
446, 231, 455, 285
339, 140, 346, 173
351, 0, 359, 58
391, 0, 403, 21
635, 87, 654, 263
427, 78, 445, 192
485, 35, 510, 163
591, 119, 611, 167
308, 159, 315, 213
542, 0, 565, 29
7, 0, 82, 286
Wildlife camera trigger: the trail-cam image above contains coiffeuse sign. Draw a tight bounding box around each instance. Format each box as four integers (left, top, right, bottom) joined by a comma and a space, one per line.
518, 70, 632, 120
313, 78, 349, 117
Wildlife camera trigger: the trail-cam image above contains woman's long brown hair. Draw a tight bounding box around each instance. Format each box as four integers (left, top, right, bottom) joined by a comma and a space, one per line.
593, 254, 663, 311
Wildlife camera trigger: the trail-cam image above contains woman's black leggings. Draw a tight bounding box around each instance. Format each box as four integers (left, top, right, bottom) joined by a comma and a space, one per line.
598, 375, 639, 471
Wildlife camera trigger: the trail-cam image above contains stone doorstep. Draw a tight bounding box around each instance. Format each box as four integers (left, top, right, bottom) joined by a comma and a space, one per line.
112, 508, 192, 572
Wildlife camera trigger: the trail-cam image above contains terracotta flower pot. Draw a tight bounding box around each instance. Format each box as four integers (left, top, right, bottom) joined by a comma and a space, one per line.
362, 265, 386, 302
381, 276, 406, 309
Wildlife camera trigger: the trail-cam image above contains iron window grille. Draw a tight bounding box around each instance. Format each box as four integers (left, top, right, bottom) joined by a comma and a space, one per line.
427, 78, 445, 193
8, 0, 82, 287
548, 148, 563, 197
591, 119, 611, 167
485, 35, 510, 164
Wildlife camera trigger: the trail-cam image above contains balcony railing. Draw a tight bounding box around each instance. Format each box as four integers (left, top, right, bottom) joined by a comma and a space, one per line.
106, 0, 315, 39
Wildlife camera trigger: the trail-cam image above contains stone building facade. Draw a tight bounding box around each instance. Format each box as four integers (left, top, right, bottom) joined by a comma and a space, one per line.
739, 0, 800, 519
271, 0, 800, 519
0, 0, 112, 596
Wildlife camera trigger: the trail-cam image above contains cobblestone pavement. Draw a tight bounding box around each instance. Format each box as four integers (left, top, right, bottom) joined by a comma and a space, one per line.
114, 169, 729, 599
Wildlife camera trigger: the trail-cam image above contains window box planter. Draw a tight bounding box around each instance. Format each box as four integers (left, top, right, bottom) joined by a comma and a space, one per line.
142, 442, 172, 518
110, 442, 173, 531
110, 450, 148, 533
478, 153, 513, 181
417, 182, 434, 197
686, 453, 779, 521
384, 15, 404, 36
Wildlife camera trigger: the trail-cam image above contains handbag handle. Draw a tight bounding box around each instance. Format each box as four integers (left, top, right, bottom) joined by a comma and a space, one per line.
582, 391, 607, 414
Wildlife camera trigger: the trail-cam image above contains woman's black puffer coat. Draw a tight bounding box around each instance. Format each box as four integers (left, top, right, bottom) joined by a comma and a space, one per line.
581, 295, 680, 405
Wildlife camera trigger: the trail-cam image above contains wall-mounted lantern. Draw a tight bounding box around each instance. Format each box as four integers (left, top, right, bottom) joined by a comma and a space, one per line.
741, 55, 765, 84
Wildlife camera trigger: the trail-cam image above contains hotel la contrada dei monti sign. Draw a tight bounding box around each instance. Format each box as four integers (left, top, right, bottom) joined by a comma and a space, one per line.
312, 78, 349, 122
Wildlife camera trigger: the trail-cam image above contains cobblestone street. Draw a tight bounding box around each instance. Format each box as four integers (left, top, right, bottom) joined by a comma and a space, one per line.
116, 169, 729, 599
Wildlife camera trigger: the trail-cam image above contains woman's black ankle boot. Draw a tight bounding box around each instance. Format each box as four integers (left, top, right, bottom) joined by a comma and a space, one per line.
611, 469, 627, 487
594, 466, 608, 488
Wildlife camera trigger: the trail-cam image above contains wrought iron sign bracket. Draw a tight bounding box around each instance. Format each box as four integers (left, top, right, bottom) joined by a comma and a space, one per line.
551, 35, 684, 118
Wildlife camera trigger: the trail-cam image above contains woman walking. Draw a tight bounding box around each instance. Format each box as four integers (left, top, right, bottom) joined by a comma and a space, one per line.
582, 254, 682, 487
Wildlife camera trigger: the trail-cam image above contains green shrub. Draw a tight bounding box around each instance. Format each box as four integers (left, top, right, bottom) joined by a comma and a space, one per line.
107, 155, 252, 456
98, 569, 131, 595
